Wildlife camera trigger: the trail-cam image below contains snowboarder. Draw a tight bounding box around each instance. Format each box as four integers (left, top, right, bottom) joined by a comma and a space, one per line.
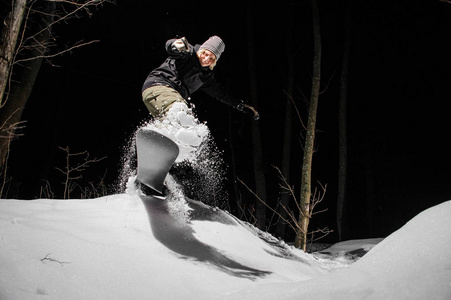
141, 35, 259, 120
137, 36, 258, 197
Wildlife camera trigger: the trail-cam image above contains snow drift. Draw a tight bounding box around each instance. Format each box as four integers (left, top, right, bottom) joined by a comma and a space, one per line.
1, 188, 450, 299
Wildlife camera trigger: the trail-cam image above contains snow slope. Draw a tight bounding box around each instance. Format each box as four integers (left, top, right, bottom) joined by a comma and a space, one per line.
1, 187, 450, 299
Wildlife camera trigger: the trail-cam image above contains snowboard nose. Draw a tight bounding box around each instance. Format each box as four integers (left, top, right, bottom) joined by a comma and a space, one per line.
136, 129, 179, 193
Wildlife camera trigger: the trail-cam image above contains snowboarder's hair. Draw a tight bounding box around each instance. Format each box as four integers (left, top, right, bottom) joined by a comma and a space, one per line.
197, 49, 217, 70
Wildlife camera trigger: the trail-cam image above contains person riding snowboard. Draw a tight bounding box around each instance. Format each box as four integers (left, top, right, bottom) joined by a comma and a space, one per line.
141, 35, 259, 120
137, 36, 258, 198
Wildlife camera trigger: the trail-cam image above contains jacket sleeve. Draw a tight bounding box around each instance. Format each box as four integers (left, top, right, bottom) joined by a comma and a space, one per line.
200, 76, 243, 109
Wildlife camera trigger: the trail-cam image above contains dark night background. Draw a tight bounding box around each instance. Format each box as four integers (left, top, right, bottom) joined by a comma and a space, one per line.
5, 0, 451, 243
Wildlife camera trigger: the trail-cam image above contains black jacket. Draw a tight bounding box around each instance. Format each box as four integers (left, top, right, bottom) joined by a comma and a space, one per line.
142, 39, 241, 109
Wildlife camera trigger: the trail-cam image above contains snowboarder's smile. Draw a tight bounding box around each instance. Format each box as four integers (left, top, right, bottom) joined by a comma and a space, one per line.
199, 50, 216, 67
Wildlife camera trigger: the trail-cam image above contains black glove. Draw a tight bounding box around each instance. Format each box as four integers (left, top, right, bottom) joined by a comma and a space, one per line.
237, 103, 260, 120
172, 37, 190, 52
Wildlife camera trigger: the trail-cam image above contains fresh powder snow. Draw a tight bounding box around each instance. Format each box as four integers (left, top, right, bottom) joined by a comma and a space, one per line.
1, 189, 450, 299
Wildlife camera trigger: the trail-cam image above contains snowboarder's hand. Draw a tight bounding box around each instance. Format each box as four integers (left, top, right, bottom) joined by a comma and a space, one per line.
237, 103, 260, 120
172, 37, 190, 52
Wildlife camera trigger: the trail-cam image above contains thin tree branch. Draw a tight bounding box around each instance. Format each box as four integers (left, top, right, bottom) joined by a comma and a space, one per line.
13, 40, 99, 65
41, 253, 70, 266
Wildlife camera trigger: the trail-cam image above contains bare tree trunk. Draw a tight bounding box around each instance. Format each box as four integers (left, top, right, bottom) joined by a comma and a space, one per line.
295, 0, 321, 251
0, 50, 45, 166
246, 0, 266, 229
0, 1, 53, 167
0, 0, 27, 106
1, 0, 108, 190
337, 1, 352, 241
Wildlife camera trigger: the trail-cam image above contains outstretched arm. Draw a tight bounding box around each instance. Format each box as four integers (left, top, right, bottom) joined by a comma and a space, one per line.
201, 78, 260, 120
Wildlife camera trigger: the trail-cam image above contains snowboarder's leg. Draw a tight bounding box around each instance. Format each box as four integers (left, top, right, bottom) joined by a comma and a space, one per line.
142, 85, 187, 118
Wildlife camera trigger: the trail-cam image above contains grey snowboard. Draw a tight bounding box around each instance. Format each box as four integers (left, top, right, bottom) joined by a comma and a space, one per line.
136, 129, 179, 193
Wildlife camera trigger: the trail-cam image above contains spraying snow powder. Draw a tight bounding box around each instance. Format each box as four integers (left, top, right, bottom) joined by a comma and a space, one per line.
120, 102, 228, 207
143, 102, 210, 163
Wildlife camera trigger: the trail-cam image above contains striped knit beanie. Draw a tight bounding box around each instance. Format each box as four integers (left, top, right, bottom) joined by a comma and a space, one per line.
200, 36, 225, 60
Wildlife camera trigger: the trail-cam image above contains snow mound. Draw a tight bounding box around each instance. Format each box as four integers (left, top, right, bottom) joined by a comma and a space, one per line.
0, 194, 331, 300
224, 200, 451, 300
316, 238, 384, 261
1, 193, 449, 299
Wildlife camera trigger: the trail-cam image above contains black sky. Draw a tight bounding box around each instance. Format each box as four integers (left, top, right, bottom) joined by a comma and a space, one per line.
6, 0, 451, 241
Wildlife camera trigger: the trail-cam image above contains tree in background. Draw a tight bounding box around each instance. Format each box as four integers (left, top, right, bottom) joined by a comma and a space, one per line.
295, 0, 322, 251
0, 0, 112, 196
0, 0, 27, 105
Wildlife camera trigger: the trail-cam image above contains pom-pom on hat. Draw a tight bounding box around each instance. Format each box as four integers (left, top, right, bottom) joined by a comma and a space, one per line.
200, 36, 225, 60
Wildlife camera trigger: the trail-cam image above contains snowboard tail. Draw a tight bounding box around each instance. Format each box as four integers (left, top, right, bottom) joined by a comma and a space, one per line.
136, 129, 179, 193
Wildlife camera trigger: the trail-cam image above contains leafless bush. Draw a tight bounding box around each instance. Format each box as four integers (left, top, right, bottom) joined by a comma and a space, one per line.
39, 180, 55, 199
238, 166, 332, 251
55, 146, 106, 199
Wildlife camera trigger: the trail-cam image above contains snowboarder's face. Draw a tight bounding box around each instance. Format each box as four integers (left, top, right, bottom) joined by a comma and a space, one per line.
199, 50, 216, 67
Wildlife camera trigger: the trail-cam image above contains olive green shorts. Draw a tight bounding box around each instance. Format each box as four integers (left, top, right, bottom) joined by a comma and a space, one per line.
142, 85, 187, 118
